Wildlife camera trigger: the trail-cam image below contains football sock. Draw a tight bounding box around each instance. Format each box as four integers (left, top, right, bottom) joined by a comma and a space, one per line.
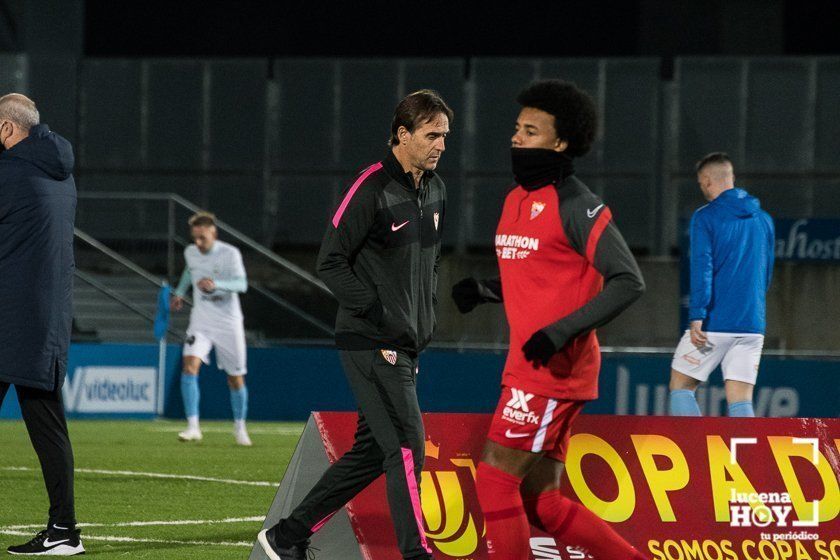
181, 374, 200, 421
475, 462, 529, 559
523, 489, 647, 560
728, 400, 754, 417
669, 389, 701, 416
230, 385, 248, 422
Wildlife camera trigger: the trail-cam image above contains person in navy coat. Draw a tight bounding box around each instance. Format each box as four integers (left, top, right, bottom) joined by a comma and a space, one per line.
0, 93, 84, 555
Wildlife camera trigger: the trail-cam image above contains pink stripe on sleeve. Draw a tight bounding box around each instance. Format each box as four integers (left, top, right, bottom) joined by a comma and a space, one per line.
401, 447, 432, 554
331, 162, 383, 228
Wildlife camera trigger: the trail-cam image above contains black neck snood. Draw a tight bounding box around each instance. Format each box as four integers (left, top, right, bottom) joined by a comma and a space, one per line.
511, 147, 575, 190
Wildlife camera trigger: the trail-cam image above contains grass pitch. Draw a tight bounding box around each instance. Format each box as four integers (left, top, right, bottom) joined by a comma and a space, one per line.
0, 419, 304, 558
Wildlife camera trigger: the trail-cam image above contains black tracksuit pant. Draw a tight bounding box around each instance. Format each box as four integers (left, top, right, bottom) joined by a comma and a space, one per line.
0, 381, 76, 527
278, 348, 431, 559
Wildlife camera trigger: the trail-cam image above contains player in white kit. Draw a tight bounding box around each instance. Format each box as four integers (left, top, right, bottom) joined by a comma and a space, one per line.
171, 212, 251, 445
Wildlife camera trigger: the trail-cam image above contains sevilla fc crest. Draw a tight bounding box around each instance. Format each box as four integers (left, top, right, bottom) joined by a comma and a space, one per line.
433, 212, 440, 230
381, 349, 398, 365
530, 201, 546, 220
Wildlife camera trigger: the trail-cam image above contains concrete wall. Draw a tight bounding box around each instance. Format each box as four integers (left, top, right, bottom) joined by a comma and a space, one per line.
74, 240, 838, 352
434, 256, 838, 351
5, 54, 840, 256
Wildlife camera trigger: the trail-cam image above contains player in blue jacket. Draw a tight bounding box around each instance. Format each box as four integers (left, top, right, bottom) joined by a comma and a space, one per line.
669, 152, 774, 417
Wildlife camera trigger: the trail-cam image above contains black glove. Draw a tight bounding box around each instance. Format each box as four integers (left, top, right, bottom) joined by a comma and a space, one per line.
522, 330, 558, 369
451, 278, 482, 314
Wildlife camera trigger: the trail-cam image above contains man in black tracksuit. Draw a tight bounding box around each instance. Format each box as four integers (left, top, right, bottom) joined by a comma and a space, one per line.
259, 90, 453, 560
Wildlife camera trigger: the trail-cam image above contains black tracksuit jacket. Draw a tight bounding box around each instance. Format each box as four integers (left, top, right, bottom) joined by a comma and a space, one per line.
317, 151, 445, 354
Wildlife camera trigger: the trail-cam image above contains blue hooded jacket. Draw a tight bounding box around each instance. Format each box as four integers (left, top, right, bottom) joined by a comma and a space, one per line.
0, 124, 76, 390
688, 188, 774, 334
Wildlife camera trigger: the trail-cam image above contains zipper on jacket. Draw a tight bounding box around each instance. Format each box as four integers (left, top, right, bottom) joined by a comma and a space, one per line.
418, 180, 428, 218
415, 184, 426, 341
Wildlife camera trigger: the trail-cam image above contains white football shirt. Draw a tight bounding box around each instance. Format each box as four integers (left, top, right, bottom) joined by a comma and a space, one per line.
183, 240, 246, 327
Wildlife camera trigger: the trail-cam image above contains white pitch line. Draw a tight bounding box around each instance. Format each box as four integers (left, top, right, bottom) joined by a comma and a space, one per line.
149, 426, 303, 435
0, 516, 265, 531
0, 529, 251, 547
2, 466, 277, 487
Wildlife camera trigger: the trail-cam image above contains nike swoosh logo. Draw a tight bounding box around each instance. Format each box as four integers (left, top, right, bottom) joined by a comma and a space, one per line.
43, 538, 70, 547
505, 429, 530, 439
587, 204, 605, 218
391, 220, 409, 231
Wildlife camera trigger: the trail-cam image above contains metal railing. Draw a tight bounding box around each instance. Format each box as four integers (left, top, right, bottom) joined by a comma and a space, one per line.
74, 227, 186, 341
75, 227, 174, 290
169, 233, 335, 337
78, 192, 330, 293
77, 192, 335, 338
74, 269, 183, 341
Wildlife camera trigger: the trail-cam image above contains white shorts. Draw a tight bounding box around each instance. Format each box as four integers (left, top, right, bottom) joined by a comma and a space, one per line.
670, 331, 764, 384
183, 324, 247, 376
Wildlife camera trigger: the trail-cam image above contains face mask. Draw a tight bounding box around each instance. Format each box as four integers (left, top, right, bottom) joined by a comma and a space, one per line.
510, 147, 574, 189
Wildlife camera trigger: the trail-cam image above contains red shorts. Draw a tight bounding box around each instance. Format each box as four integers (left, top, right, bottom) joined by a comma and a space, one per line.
486, 385, 584, 462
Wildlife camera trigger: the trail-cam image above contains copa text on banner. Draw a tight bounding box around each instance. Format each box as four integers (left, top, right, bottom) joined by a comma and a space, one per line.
290, 413, 840, 560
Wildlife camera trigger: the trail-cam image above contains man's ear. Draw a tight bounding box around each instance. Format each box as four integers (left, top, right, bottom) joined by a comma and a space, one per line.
554, 138, 569, 153
398, 126, 411, 145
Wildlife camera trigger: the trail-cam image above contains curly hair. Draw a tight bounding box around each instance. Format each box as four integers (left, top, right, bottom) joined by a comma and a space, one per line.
516, 80, 598, 158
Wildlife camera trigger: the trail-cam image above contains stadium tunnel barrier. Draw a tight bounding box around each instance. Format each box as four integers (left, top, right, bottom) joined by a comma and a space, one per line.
1, 343, 837, 420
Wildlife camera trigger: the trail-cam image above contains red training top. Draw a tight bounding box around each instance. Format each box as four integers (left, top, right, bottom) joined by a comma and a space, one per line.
494, 176, 644, 401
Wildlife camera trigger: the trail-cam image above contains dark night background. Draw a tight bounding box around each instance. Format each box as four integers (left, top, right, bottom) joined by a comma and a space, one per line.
2, 0, 840, 351
80, 0, 840, 58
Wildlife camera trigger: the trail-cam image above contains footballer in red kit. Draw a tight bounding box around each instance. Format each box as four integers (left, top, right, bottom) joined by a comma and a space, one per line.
452, 80, 647, 559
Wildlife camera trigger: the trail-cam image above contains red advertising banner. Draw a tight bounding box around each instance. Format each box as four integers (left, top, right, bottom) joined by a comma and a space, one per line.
313, 412, 840, 560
